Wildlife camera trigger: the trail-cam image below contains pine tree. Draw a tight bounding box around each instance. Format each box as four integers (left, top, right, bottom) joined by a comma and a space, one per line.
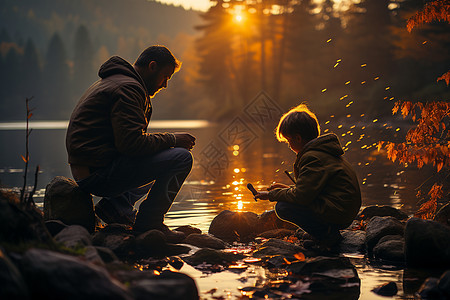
73, 25, 95, 99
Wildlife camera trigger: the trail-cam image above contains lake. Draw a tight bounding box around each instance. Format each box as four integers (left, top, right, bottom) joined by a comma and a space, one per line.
0, 119, 431, 299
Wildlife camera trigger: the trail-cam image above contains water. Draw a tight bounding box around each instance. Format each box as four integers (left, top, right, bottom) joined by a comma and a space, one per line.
0, 120, 431, 299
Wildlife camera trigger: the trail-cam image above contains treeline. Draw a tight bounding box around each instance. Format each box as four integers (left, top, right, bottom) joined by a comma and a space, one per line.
195, 0, 450, 120
0, 0, 201, 120
0, 0, 448, 121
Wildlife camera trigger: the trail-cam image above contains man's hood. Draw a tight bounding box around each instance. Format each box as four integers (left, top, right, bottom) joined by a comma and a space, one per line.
98, 56, 146, 90
299, 133, 344, 158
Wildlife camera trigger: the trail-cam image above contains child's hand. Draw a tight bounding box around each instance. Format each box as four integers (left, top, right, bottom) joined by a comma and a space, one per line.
267, 183, 290, 190
255, 191, 270, 200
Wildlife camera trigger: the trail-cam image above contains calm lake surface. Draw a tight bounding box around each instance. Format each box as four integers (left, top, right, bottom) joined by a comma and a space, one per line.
0, 119, 431, 299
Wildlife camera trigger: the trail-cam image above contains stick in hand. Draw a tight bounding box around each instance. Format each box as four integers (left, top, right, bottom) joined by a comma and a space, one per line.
247, 183, 258, 202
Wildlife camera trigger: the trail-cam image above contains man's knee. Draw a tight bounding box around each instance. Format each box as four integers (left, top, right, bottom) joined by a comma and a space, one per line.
275, 201, 292, 220
171, 147, 193, 170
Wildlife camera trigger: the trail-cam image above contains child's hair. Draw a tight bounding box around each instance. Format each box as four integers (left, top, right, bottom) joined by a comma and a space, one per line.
276, 103, 321, 143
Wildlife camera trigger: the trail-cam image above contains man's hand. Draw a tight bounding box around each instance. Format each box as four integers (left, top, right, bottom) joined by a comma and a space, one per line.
255, 191, 270, 200
267, 182, 290, 191
174, 132, 196, 150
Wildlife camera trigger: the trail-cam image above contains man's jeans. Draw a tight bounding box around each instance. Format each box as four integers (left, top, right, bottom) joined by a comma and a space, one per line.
76, 147, 193, 230
275, 202, 349, 242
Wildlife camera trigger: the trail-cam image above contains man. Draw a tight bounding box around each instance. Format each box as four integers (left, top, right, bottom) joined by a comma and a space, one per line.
66, 45, 195, 241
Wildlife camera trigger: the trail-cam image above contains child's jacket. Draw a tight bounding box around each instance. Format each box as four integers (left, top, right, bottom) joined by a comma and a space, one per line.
268, 133, 361, 225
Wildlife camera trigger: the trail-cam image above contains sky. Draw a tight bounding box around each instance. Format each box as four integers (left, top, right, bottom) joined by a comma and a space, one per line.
156, 0, 212, 11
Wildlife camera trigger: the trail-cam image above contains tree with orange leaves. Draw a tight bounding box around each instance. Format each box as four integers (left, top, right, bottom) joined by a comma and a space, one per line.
380, 0, 450, 220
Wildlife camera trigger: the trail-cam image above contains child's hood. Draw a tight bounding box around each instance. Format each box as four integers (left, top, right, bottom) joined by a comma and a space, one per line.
300, 133, 344, 157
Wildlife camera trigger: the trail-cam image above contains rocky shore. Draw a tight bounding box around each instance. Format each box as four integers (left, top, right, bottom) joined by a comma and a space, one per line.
1, 176, 450, 299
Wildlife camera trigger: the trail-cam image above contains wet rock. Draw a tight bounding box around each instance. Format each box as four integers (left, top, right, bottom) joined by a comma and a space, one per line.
54, 225, 92, 248
373, 235, 405, 263
253, 238, 304, 258
417, 277, 445, 299
209, 210, 259, 242
175, 225, 202, 236
44, 219, 68, 236
434, 203, 450, 227
372, 281, 398, 296
130, 270, 199, 300
357, 205, 408, 220
135, 230, 169, 257
20, 248, 131, 300
92, 227, 136, 259
258, 228, 295, 239
167, 256, 184, 270
365, 216, 404, 254
184, 233, 228, 249
287, 256, 356, 275
258, 210, 298, 232
405, 218, 450, 267
0, 248, 30, 299
183, 248, 244, 265
438, 271, 450, 297
340, 230, 366, 253
44, 176, 95, 233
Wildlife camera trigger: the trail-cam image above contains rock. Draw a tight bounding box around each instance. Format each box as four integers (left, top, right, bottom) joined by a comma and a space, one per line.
94, 246, 119, 263
131, 270, 199, 300
0, 248, 30, 299
372, 281, 398, 296
54, 225, 92, 248
258, 229, 295, 239
135, 230, 169, 257
43, 176, 95, 233
287, 256, 357, 276
340, 230, 366, 253
167, 256, 184, 270
84, 246, 105, 266
44, 219, 68, 236
183, 248, 244, 266
253, 238, 304, 258
20, 248, 131, 300
357, 205, 408, 220
92, 228, 136, 259
434, 203, 450, 227
417, 277, 446, 300
365, 216, 404, 253
405, 218, 450, 267
438, 271, 450, 297
0, 190, 53, 246
184, 233, 228, 249
209, 210, 260, 242
373, 236, 405, 263
257, 210, 297, 232
175, 225, 202, 236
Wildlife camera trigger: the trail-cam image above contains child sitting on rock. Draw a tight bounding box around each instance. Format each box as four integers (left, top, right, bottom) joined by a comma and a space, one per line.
255, 104, 361, 251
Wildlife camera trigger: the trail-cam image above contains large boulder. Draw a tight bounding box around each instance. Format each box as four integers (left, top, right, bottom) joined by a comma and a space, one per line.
0, 248, 30, 299
184, 233, 228, 249
209, 210, 259, 242
44, 176, 95, 233
357, 205, 408, 221
20, 248, 131, 300
365, 216, 404, 254
404, 218, 450, 267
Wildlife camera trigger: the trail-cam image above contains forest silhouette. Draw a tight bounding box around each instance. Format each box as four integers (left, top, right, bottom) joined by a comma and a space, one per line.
0, 0, 448, 121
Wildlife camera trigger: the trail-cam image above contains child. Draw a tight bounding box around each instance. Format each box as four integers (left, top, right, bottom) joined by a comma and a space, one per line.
255, 104, 361, 250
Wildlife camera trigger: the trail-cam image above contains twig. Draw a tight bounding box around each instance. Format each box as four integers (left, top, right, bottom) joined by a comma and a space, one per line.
27, 165, 40, 208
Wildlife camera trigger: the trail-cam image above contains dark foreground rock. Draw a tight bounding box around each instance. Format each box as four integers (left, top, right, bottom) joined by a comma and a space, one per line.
357, 205, 408, 221
405, 218, 450, 267
184, 233, 228, 249
44, 176, 95, 233
183, 248, 244, 266
372, 281, 398, 296
340, 230, 366, 253
373, 235, 405, 263
253, 238, 304, 258
209, 210, 259, 242
20, 248, 131, 300
0, 248, 30, 299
